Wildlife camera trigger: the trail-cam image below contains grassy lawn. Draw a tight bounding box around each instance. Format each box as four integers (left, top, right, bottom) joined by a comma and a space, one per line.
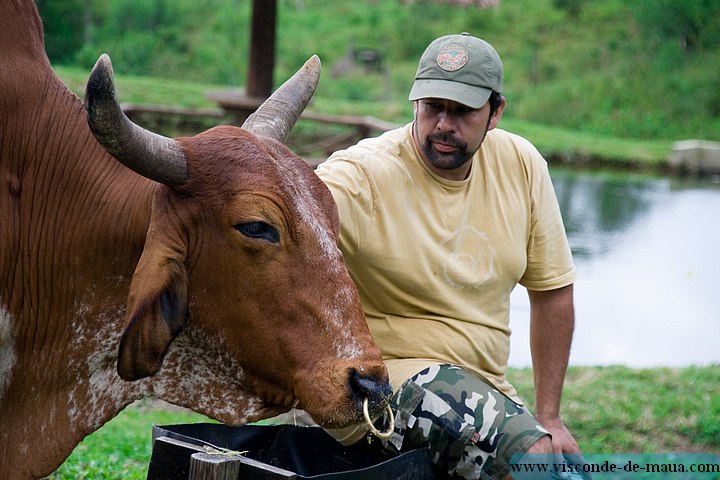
510, 366, 720, 454
45, 400, 209, 480
47, 365, 719, 479
53, 65, 674, 169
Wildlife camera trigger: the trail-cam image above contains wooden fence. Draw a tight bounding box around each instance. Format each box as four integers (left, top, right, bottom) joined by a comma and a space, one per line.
121, 103, 401, 166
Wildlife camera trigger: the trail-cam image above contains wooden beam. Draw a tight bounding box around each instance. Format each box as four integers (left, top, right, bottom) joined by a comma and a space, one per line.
147, 436, 205, 479
247, 0, 277, 99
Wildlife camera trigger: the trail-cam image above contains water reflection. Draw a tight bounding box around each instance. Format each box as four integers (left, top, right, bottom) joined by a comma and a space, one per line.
509, 169, 720, 368
555, 173, 660, 258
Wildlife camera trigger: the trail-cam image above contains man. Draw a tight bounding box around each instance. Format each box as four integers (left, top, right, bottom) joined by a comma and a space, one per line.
314, 33, 582, 479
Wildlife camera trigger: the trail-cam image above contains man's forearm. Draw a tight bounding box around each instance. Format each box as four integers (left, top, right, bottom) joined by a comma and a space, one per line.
528, 284, 575, 421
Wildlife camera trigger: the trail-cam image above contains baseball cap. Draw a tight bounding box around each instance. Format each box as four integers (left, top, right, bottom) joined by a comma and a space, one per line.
408, 33, 503, 108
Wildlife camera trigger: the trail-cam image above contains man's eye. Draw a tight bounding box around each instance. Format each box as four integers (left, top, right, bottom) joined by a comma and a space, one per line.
234, 222, 280, 244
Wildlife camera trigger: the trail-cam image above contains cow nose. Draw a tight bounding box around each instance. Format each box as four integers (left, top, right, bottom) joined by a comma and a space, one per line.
350, 370, 393, 414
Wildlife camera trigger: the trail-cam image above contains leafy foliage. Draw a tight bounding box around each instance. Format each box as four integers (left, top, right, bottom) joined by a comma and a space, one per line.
36, 0, 720, 141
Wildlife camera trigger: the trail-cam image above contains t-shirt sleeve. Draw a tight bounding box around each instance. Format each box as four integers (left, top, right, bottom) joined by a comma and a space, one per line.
315, 153, 374, 257
519, 151, 576, 291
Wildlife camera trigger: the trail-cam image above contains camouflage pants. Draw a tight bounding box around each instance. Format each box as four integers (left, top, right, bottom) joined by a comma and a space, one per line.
374, 364, 548, 480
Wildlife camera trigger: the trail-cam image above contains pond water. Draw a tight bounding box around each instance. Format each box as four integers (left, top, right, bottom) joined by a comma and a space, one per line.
508, 169, 720, 368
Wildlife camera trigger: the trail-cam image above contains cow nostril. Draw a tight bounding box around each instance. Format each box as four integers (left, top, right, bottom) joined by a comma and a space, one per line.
351, 370, 377, 395
350, 370, 393, 412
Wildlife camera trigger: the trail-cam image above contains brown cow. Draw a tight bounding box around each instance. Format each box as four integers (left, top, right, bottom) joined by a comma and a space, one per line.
0, 1, 391, 478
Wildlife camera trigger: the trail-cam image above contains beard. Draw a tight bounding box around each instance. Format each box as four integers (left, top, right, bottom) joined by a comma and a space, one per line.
420, 131, 474, 171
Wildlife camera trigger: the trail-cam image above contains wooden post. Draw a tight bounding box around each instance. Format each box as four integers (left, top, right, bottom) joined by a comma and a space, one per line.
189, 452, 242, 480
247, 0, 277, 99
190, 452, 299, 479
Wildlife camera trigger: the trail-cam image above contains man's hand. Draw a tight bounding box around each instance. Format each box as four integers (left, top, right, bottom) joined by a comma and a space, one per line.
538, 416, 580, 454
523, 416, 588, 480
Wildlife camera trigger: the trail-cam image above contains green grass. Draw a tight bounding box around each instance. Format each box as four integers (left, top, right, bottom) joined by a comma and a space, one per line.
47, 366, 719, 479
54, 65, 219, 110
54, 64, 673, 168
46, 399, 211, 480
500, 118, 673, 166
509, 366, 720, 454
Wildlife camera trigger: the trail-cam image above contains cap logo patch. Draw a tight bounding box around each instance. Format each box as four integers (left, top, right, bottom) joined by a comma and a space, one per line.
437, 44, 469, 72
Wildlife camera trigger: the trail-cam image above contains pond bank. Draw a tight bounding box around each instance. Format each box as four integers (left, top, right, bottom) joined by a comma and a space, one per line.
544, 139, 720, 178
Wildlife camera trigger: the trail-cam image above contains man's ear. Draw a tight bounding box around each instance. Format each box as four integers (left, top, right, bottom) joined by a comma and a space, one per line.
117, 200, 189, 381
488, 95, 506, 131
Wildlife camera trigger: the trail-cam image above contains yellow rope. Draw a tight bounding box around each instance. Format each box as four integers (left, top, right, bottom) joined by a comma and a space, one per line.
202, 445, 247, 457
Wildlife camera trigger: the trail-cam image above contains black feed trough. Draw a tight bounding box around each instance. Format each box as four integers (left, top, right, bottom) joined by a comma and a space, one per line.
147, 423, 435, 479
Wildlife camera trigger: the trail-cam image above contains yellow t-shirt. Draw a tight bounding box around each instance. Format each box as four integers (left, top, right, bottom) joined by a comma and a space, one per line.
316, 123, 575, 401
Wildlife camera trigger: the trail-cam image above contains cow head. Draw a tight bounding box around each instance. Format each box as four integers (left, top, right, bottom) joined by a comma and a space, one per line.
84, 55, 391, 428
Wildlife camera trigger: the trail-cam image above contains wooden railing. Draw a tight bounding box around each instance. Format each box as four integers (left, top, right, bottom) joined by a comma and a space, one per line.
121, 101, 401, 165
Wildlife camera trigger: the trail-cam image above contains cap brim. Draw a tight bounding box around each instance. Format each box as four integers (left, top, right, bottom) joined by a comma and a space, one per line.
408, 79, 492, 109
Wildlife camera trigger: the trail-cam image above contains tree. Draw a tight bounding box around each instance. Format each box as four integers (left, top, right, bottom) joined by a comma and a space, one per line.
631, 0, 720, 52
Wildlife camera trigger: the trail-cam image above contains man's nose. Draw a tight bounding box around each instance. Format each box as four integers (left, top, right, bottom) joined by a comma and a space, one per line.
436, 110, 457, 132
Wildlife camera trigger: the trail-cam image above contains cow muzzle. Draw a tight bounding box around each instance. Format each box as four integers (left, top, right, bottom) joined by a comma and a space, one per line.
297, 360, 392, 429
350, 368, 393, 417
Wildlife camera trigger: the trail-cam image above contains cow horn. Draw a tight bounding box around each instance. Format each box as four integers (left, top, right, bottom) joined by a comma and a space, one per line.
242, 55, 321, 144
85, 54, 188, 185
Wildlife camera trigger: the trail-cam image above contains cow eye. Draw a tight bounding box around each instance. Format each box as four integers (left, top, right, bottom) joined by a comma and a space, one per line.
234, 222, 280, 244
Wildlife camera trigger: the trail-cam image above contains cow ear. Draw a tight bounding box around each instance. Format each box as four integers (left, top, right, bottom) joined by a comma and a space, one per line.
117, 243, 189, 381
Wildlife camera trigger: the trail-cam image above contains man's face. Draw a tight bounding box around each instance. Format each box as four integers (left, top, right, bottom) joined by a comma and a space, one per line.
413, 97, 504, 181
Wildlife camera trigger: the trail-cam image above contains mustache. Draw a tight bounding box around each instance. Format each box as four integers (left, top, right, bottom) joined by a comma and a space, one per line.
427, 132, 467, 150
